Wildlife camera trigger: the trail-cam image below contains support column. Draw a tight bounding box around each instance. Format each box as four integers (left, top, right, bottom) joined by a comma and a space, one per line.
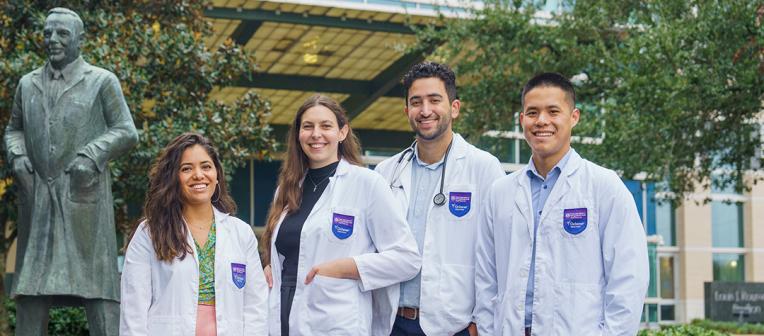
676, 188, 713, 323
744, 173, 764, 281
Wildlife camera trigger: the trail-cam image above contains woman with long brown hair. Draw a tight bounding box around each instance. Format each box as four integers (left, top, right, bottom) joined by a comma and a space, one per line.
261, 94, 421, 335
120, 132, 267, 335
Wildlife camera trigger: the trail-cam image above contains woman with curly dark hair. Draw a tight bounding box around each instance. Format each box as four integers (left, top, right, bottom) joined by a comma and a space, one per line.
119, 132, 267, 335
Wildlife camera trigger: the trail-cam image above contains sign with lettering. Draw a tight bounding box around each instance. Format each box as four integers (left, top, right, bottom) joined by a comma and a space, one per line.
705, 282, 764, 323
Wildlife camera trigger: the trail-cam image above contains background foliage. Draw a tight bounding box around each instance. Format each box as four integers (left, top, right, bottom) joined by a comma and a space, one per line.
0, 0, 277, 331
414, 0, 763, 200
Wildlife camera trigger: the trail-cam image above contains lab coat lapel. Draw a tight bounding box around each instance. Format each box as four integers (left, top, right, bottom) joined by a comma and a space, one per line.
213, 208, 228, 293
539, 151, 582, 226
515, 171, 534, 241
397, 155, 412, 206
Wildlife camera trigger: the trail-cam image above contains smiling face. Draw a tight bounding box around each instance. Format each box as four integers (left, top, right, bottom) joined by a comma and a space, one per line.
43, 13, 82, 69
520, 86, 580, 163
405, 77, 460, 142
178, 144, 218, 207
298, 105, 348, 169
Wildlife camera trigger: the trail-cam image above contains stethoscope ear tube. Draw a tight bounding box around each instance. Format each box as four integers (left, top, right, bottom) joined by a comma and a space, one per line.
389, 138, 453, 207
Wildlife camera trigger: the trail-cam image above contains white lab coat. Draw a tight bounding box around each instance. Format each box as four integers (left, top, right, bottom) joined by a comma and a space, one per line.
374, 133, 506, 335
120, 207, 268, 335
474, 149, 649, 335
267, 159, 421, 336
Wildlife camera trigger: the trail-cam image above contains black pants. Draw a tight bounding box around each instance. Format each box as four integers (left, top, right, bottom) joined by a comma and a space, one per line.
280, 275, 298, 336
390, 315, 470, 336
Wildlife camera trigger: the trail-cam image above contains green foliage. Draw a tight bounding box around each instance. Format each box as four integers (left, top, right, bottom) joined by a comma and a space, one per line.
638, 324, 729, 336
691, 319, 764, 334
4, 298, 89, 335
414, 0, 763, 200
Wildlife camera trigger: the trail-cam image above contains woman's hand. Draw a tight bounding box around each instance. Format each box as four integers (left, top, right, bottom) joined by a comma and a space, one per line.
264, 265, 273, 288
304, 258, 359, 284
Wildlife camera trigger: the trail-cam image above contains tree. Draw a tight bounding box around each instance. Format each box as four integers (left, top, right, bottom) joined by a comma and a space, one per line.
413, 0, 763, 199
0, 1, 277, 331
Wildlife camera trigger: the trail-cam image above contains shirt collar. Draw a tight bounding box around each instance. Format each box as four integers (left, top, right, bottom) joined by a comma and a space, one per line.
526, 148, 575, 181
413, 143, 445, 170
45, 56, 83, 81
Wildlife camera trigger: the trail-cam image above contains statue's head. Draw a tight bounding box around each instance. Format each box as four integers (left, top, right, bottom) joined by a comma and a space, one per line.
44, 8, 84, 69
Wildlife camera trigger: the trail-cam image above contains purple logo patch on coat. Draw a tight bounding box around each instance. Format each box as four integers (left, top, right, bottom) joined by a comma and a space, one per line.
331, 213, 354, 239
563, 208, 588, 234
231, 263, 246, 289
448, 192, 472, 217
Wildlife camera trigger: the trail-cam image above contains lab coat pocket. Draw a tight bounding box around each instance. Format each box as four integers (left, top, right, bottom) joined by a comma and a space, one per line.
553, 282, 603, 335
325, 207, 361, 244
439, 264, 475, 324
445, 184, 476, 221
62, 100, 93, 129
67, 168, 100, 204
147, 315, 178, 335
305, 275, 360, 334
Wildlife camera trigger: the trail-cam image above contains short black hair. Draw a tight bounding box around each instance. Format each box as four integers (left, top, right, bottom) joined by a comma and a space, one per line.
402, 61, 458, 104
521, 72, 576, 108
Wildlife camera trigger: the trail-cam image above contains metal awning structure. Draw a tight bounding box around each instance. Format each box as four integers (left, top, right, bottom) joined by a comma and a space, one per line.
203, 1, 473, 148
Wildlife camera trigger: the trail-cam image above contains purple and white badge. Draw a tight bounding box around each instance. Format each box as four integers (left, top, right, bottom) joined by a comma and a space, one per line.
563, 208, 588, 235
231, 263, 246, 289
331, 213, 354, 239
449, 192, 472, 218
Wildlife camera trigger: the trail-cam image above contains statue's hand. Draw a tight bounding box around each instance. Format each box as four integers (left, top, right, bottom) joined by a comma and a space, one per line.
12, 156, 34, 175
66, 156, 98, 187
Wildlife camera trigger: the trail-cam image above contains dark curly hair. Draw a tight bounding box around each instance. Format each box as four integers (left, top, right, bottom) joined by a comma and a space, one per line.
402, 61, 458, 104
140, 132, 237, 262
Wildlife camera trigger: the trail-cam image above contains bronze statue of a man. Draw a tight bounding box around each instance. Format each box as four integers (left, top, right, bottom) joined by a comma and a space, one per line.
4, 7, 138, 335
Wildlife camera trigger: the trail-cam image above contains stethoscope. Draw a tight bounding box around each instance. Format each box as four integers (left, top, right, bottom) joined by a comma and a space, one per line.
388, 139, 453, 206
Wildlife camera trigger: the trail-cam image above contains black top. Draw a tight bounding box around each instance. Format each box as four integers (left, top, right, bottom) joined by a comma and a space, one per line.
275, 161, 339, 286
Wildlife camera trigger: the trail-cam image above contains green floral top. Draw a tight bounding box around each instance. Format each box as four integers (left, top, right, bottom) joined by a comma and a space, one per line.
194, 221, 216, 305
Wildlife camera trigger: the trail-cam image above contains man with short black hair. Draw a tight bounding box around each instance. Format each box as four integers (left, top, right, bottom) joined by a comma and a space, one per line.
375, 62, 505, 335
474, 72, 649, 335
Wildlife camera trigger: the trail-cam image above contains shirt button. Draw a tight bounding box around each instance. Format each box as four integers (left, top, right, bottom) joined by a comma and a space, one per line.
543, 185, 547, 189
47, 177, 53, 182
538, 211, 542, 215
49, 146, 55, 152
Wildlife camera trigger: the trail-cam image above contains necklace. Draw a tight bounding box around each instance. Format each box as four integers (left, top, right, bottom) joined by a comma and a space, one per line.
307, 168, 336, 192
184, 216, 214, 231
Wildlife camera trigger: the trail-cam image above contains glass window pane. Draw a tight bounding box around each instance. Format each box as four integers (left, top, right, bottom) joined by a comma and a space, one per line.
519, 141, 532, 164
659, 256, 675, 299
712, 202, 743, 247
713, 253, 745, 282
648, 304, 658, 323
660, 305, 675, 321
655, 201, 675, 246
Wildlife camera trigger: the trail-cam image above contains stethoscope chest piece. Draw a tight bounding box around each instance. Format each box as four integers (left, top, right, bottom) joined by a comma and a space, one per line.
433, 193, 446, 206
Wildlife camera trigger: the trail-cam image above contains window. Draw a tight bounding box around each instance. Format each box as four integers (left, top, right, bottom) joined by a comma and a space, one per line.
659, 256, 675, 299
655, 201, 675, 246
639, 181, 678, 324
712, 201, 743, 247
713, 253, 745, 282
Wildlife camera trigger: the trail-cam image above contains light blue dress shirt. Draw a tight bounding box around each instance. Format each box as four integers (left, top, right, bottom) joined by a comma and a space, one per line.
524, 149, 574, 327
399, 147, 444, 308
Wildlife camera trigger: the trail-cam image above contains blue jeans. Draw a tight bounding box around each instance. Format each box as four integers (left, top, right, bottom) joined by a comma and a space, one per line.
390, 315, 470, 336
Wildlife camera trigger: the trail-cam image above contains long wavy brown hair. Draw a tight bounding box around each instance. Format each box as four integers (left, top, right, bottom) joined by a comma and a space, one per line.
261, 94, 363, 265
140, 132, 237, 262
